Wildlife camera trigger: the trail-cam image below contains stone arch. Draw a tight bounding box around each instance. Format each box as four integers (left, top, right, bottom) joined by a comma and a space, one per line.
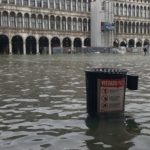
39, 36, 49, 54
113, 39, 119, 47
136, 40, 142, 47
84, 38, 91, 47
144, 39, 150, 46
128, 39, 135, 47
74, 38, 82, 48
12, 35, 23, 54
26, 36, 37, 54
0, 34, 9, 54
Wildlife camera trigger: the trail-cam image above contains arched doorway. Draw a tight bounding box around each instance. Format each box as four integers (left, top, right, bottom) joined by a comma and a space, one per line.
51, 37, 61, 54
113, 39, 119, 47
51, 37, 60, 48
26, 36, 37, 54
0, 35, 9, 54
63, 37, 71, 53
84, 38, 91, 47
74, 38, 82, 48
39, 37, 49, 54
144, 39, 149, 46
120, 40, 127, 47
74, 38, 82, 53
12, 35, 23, 54
136, 40, 142, 47
128, 39, 135, 48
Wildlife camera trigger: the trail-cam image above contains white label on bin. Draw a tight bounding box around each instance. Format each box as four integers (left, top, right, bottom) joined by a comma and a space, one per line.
97, 78, 125, 113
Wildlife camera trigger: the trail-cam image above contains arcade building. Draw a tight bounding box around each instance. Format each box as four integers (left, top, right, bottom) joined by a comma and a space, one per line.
0, 0, 91, 54
1, 0, 150, 55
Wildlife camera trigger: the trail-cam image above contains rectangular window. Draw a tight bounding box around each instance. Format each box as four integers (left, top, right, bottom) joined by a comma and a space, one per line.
30, 0, 35, 7
50, 0, 54, 9
55, 0, 60, 10
66, 0, 71, 11
2, 0, 7, 4
16, 0, 22, 5
9, 0, 15, 4
61, 0, 65, 10
43, 0, 48, 8
37, 0, 42, 7
23, 0, 28, 6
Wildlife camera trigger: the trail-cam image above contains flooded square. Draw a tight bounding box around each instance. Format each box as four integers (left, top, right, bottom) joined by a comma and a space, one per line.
0, 54, 150, 150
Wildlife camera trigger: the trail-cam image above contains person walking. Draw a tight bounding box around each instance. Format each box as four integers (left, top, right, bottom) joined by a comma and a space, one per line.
143, 46, 148, 55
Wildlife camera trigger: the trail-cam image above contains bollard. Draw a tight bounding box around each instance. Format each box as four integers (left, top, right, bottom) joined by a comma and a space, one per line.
85, 68, 138, 118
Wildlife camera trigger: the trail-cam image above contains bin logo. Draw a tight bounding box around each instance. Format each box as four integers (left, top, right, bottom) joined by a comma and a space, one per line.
97, 79, 125, 113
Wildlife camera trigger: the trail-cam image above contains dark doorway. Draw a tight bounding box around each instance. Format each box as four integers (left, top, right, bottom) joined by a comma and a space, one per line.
0, 35, 9, 54
39, 37, 49, 54
12, 36, 23, 54
26, 36, 37, 54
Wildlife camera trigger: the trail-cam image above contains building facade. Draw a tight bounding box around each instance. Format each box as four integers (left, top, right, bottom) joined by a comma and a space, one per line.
0, 0, 91, 54
91, 0, 150, 50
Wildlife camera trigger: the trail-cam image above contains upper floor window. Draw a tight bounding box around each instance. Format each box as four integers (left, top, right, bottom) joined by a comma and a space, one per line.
78, 0, 81, 12
50, 0, 54, 9
37, 0, 42, 7
23, 0, 28, 6
55, 0, 60, 10
43, 0, 48, 8
61, 0, 65, 10
9, 0, 15, 4
16, 0, 22, 5
83, 0, 87, 12
30, 0, 35, 7
2, 0, 7, 4
72, 0, 76, 11
66, 0, 71, 11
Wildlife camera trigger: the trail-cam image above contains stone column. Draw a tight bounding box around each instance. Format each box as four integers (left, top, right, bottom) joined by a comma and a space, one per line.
23, 39, 26, 55
49, 39, 52, 55
37, 39, 39, 54
9, 38, 12, 54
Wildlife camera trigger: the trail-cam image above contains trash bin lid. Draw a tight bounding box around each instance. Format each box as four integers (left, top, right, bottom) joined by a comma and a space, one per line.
85, 68, 128, 75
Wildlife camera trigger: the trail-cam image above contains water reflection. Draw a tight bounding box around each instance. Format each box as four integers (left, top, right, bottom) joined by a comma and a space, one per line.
86, 116, 141, 150
0, 54, 150, 149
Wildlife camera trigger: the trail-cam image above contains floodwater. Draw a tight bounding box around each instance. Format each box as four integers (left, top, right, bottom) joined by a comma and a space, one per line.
0, 53, 150, 150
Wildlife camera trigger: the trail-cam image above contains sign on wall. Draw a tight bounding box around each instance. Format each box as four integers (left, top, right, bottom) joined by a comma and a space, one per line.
101, 22, 115, 32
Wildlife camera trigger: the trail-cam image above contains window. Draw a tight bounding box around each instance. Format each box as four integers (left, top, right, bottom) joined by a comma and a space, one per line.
16, 0, 22, 5
72, 0, 76, 11
66, 0, 71, 11
78, 19, 82, 31
2, 0, 7, 4
31, 15, 36, 28
37, 15, 43, 29
30, 0, 35, 7
24, 14, 29, 28
55, 0, 60, 10
17, 14, 23, 28
43, 0, 48, 8
78, 0, 81, 12
61, 0, 65, 10
23, 0, 28, 6
37, 0, 42, 7
9, 0, 15, 4
83, 0, 86, 12
67, 18, 71, 30
56, 17, 60, 30
50, 0, 54, 9
44, 16, 49, 29
73, 19, 77, 31
3, 12, 8, 27
10, 13, 16, 28
62, 17, 66, 30
50, 16, 55, 30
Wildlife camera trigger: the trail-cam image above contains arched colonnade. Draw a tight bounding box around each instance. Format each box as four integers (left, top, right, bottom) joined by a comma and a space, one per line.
0, 34, 91, 54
